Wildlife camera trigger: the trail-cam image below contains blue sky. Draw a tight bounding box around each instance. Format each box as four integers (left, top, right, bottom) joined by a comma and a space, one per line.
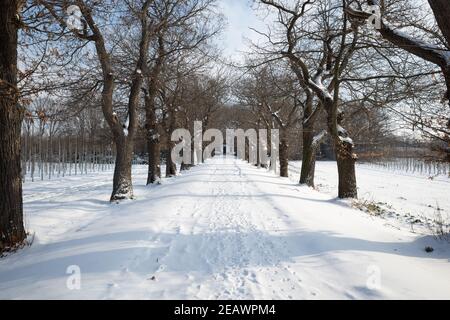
218, 0, 266, 61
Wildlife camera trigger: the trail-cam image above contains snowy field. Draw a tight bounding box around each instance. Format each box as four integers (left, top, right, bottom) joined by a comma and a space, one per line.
290, 161, 450, 225
0, 157, 449, 299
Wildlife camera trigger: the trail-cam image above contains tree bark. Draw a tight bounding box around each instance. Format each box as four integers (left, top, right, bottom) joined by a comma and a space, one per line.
299, 101, 326, 188
145, 95, 161, 184
111, 137, 133, 201
307, 81, 358, 198
443, 66, 450, 104
256, 124, 261, 167
181, 137, 196, 171
145, 34, 164, 184
300, 128, 317, 187
165, 141, 177, 177
180, 144, 192, 171
279, 128, 289, 178
165, 96, 177, 177
334, 138, 358, 199
427, 0, 450, 46
329, 110, 358, 199
147, 134, 161, 184
0, 0, 26, 252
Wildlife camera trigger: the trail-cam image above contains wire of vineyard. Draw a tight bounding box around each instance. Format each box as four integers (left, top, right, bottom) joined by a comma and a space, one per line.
20, 133, 116, 182
361, 158, 450, 177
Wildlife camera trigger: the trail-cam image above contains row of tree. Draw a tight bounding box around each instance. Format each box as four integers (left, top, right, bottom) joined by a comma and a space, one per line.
226, 0, 449, 199
1, 0, 449, 253
1, 0, 227, 253
236, 0, 450, 198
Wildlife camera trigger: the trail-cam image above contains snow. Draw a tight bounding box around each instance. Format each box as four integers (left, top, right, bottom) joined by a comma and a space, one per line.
0, 157, 449, 299
337, 125, 346, 135
309, 73, 333, 101
335, 126, 354, 145
289, 161, 450, 222
151, 133, 160, 140
339, 136, 354, 145
389, 28, 450, 66
312, 130, 327, 147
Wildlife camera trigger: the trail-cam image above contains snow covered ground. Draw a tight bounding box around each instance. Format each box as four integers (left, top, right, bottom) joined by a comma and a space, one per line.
0, 157, 449, 299
289, 161, 450, 225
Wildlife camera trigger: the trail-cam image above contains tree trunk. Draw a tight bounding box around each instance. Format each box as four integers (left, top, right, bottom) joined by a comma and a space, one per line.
147, 135, 161, 184
279, 128, 289, 178
300, 128, 317, 187
443, 66, 450, 105
256, 126, 261, 167
181, 137, 196, 171
0, 0, 26, 252
166, 141, 177, 177
179, 143, 191, 171
111, 137, 133, 201
329, 109, 358, 199
39, 132, 43, 180
145, 86, 162, 184
245, 138, 249, 162
334, 137, 358, 198
22, 126, 27, 181
165, 102, 177, 177
428, 0, 450, 104
48, 133, 52, 180
427, 0, 450, 46
31, 129, 35, 181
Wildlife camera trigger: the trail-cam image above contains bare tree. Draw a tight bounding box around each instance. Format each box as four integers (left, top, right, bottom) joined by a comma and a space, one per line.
0, 0, 27, 253
235, 64, 303, 177
346, 0, 450, 144
41, 0, 154, 200
144, 33, 164, 184
258, 0, 361, 198
140, 0, 222, 182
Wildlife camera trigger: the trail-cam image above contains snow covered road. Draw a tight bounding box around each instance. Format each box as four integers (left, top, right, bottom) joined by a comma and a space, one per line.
0, 157, 449, 299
